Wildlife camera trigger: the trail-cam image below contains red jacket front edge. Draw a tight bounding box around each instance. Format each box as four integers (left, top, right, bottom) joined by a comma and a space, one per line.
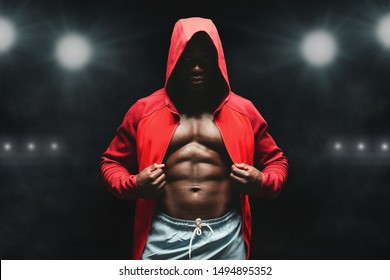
100, 17, 289, 260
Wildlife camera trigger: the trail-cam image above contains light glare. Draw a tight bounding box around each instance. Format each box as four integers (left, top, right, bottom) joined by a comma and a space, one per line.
301, 30, 337, 67
334, 142, 342, 150
0, 17, 16, 53
3, 142, 12, 151
376, 14, 390, 49
27, 142, 35, 151
50, 142, 58, 150
55, 33, 92, 70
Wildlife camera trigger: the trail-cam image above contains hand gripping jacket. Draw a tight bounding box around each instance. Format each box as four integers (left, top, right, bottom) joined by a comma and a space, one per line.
100, 17, 289, 260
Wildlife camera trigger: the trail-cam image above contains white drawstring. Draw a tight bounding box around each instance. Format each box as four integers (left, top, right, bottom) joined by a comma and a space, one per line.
188, 218, 214, 259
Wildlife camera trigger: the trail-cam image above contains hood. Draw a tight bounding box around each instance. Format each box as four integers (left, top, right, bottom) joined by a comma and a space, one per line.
164, 17, 231, 94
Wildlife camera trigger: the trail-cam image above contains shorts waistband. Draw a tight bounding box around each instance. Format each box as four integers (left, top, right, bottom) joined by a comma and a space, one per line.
154, 210, 240, 229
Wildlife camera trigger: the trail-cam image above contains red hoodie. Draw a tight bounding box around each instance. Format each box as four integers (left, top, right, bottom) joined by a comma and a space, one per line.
100, 17, 288, 260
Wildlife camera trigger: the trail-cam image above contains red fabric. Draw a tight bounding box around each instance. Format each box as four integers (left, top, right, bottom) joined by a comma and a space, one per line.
100, 17, 288, 260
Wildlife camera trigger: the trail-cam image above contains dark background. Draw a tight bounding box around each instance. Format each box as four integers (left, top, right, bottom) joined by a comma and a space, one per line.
1, 0, 389, 259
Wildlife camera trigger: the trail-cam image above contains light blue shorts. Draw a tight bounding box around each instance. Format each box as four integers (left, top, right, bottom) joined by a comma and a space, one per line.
141, 210, 246, 260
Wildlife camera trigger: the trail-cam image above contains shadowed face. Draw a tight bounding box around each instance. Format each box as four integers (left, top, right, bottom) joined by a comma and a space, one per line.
175, 32, 219, 93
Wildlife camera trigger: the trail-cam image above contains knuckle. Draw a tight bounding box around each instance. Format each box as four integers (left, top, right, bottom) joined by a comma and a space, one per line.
147, 174, 156, 182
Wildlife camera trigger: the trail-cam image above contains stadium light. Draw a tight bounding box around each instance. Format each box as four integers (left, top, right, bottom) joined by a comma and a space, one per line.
55, 33, 92, 70
376, 14, 390, 49
300, 30, 337, 67
27, 142, 35, 151
334, 142, 342, 151
3, 142, 12, 151
0, 17, 16, 54
357, 142, 365, 151
50, 142, 59, 151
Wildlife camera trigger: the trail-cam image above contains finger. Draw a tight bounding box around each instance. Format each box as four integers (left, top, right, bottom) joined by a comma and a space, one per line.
150, 168, 164, 179
152, 173, 166, 186
144, 168, 164, 184
151, 163, 165, 170
231, 165, 249, 178
145, 163, 164, 172
230, 173, 248, 184
233, 163, 248, 170
156, 181, 166, 193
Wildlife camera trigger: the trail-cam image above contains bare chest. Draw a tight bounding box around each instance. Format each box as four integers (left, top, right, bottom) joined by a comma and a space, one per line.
169, 114, 223, 149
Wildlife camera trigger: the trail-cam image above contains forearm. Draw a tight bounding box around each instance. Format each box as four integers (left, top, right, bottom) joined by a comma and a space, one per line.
258, 156, 288, 199
100, 158, 139, 200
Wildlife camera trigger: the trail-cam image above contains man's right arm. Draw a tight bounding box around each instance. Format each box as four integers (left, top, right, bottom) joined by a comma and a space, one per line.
100, 103, 167, 200
100, 105, 140, 200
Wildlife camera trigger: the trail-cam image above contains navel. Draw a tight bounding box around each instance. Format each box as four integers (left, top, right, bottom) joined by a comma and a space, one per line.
190, 186, 201, 193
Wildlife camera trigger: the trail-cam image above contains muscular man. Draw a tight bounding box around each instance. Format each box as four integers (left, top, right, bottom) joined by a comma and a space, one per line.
100, 17, 288, 260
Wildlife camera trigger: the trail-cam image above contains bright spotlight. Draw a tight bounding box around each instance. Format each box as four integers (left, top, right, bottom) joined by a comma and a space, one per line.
381, 142, 389, 151
357, 142, 365, 151
3, 142, 12, 151
376, 14, 390, 49
300, 30, 337, 67
55, 33, 92, 70
0, 17, 16, 54
334, 142, 342, 151
27, 142, 35, 151
50, 142, 59, 150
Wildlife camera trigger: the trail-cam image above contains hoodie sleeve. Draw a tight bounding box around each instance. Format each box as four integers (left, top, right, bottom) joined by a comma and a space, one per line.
99, 103, 141, 200
249, 102, 289, 199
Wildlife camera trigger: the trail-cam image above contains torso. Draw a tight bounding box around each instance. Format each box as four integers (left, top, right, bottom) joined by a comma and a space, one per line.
157, 113, 240, 220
